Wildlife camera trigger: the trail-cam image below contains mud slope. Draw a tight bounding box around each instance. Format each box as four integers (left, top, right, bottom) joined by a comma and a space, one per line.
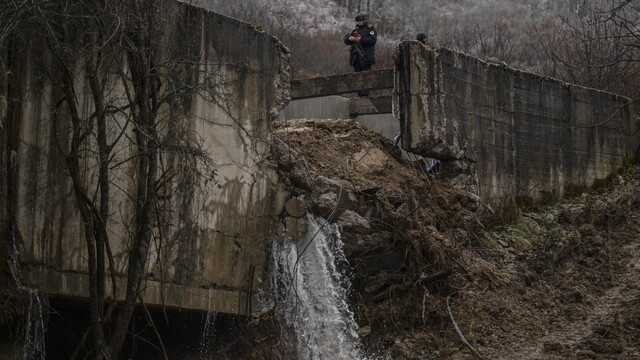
226, 119, 640, 359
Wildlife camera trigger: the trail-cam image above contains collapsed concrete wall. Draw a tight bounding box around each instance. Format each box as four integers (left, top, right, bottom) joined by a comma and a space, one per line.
396, 42, 638, 214
278, 96, 398, 140
0, 1, 290, 314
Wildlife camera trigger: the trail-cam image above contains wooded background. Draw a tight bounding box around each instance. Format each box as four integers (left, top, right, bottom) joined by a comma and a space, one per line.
205, 0, 640, 101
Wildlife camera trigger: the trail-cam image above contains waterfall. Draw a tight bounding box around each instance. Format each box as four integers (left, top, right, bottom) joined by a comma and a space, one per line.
20, 289, 46, 360
8, 221, 47, 359
260, 214, 365, 360
199, 289, 218, 359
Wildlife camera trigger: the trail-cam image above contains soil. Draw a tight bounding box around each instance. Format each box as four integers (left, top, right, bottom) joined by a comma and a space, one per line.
223, 119, 640, 359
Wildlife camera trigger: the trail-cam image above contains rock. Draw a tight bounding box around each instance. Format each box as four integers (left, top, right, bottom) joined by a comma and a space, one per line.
315, 189, 353, 222
289, 158, 311, 187
313, 175, 344, 194
273, 187, 290, 216
512, 237, 532, 251
357, 326, 371, 337
316, 192, 338, 216
338, 210, 370, 233
316, 176, 357, 204
460, 192, 481, 211
285, 197, 306, 218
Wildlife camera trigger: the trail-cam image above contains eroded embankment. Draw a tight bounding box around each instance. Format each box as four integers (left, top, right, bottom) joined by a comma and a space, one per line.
219, 119, 640, 360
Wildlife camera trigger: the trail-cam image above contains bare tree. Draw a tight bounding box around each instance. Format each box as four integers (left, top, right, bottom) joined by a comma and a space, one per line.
447, 17, 522, 66
533, 0, 640, 99
2, 0, 218, 358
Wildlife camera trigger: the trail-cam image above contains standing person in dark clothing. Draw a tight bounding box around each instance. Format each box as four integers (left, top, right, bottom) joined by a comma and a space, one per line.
344, 12, 377, 97
417, 32, 427, 45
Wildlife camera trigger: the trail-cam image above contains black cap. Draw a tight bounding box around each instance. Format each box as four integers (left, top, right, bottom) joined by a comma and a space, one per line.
355, 12, 368, 21
417, 33, 427, 40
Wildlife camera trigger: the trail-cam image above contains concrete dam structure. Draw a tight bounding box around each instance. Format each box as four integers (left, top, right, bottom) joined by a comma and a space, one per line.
395, 42, 637, 214
1, 2, 637, 319
1, 1, 290, 315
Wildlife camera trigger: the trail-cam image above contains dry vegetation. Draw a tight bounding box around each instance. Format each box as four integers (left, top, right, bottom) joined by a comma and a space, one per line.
221, 119, 640, 359
2, 0, 639, 358
206, 0, 640, 102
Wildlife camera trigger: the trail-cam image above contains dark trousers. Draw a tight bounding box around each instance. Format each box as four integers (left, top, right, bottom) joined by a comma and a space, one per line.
354, 64, 372, 97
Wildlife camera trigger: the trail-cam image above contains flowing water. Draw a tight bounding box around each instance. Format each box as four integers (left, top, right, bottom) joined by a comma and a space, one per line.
20, 289, 47, 360
8, 221, 47, 360
199, 289, 218, 359
258, 214, 366, 360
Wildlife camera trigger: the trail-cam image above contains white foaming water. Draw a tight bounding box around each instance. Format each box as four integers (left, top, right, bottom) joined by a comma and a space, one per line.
9, 221, 46, 360
260, 214, 365, 360
21, 289, 46, 360
199, 289, 218, 359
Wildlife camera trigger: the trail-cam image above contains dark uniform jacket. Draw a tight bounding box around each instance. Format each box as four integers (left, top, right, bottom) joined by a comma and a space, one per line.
344, 24, 377, 67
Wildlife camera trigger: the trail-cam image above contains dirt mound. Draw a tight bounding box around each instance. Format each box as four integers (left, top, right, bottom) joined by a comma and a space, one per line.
475, 173, 640, 359
224, 119, 640, 359
270, 118, 478, 267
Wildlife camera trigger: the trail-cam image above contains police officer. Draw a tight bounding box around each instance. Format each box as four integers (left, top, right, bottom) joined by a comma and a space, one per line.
344, 12, 377, 96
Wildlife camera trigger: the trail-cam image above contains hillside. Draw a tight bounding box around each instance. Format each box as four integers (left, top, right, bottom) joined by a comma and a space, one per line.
221, 119, 639, 359
196, 0, 638, 82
